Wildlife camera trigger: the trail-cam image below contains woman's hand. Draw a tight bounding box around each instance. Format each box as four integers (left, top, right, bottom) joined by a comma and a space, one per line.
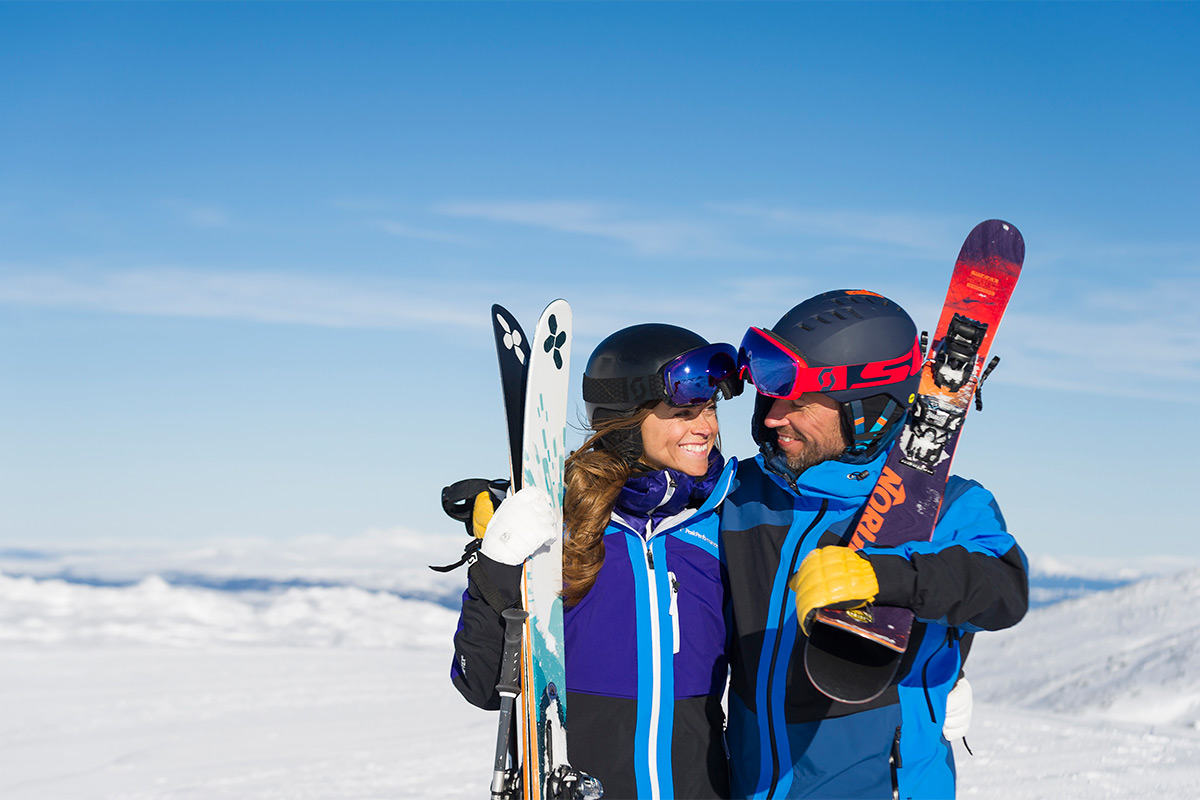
479, 486, 560, 565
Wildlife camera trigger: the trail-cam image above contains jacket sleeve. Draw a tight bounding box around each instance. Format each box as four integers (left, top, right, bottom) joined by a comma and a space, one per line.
450, 553, 524, 710
862, 477, 1029, 632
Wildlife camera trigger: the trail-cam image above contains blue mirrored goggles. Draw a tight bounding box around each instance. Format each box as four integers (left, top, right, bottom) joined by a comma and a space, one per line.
582, 343, 743, 409
661, 343, 742, 406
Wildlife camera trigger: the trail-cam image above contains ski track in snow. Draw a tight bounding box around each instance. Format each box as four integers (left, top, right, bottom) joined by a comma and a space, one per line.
3, 534, 1200, 799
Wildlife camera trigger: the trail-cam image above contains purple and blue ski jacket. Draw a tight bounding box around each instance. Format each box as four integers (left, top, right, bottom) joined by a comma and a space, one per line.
452, 452, 738, 799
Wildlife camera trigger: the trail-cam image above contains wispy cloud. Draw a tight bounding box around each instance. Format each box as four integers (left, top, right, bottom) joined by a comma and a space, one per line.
369, 219, 473, 246
164, 200, 233, 229
437, 200, 766, 259
992, 279, 1200, 400
0, 269, 483, 330
714, 205, 964, 258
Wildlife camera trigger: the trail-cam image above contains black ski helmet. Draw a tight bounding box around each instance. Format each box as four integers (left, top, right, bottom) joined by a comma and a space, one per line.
749, 289, 921, 456
583, 323, 741, 425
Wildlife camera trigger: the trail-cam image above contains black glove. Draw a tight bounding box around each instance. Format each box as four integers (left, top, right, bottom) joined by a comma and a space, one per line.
431, 477, 510, 573
440, 477, 510, 537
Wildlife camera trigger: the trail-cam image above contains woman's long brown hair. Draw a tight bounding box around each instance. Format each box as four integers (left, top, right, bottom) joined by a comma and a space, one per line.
560, 407, 653, 606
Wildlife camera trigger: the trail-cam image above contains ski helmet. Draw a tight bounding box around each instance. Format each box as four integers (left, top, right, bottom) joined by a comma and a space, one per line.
582, 323, 742, 426
740, 290, 922, 456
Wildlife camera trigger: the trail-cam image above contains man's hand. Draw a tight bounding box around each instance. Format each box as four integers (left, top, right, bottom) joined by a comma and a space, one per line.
479, 486, 560, 566
788, 546, 880, 635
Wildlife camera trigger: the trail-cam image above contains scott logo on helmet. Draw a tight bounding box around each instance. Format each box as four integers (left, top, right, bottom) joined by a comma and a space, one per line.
849, 466, 906, 549
852, 338, 923, 387
796, 337, 923, 394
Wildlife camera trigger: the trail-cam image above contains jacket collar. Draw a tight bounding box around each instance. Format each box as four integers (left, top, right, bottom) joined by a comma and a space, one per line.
759, 439, 892, 503
612, 450, 726, 536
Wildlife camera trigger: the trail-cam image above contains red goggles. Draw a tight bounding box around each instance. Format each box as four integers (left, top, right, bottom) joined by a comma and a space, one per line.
737, 326, 923, 400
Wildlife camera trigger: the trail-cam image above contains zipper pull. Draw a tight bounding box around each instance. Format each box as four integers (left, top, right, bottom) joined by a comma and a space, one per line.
646, 548, 655, 569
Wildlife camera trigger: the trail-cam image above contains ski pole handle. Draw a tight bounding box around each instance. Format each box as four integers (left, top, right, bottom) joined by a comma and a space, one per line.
491, 607, 528, 799
498, 607, 527, 697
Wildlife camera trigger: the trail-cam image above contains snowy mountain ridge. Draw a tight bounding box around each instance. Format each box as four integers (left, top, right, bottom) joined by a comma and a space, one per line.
970, 565, 1200, 730
3, 533, 1199, 731
3, 529, 1193, 611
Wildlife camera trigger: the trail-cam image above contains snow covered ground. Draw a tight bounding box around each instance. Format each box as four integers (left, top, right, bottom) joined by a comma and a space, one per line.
2, 528, 1199, 799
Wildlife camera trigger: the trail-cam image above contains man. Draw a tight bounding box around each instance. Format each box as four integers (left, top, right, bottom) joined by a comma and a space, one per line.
722, 289, 1028, 799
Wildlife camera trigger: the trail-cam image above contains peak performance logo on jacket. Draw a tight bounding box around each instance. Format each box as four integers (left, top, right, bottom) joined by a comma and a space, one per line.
849, 466, 906, 548
680, 527, 717, 549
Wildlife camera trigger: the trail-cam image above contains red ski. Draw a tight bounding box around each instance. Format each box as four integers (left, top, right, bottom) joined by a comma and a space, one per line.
804, 219, 1024, 704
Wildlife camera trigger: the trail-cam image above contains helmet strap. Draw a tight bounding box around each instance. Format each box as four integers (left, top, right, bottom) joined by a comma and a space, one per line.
840, 397, 907, 459
590, 408, 647, 468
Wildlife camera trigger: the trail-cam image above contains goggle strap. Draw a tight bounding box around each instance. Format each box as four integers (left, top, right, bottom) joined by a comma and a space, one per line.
714, 376, 743, 401
582, 372, 668, 407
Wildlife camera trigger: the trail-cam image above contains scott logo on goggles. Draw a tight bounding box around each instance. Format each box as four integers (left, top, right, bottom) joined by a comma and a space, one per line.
625, 376, 652, 403
849, 466, 907, 549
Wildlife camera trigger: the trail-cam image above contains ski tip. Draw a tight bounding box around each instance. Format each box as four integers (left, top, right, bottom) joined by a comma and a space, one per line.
492, 303, 520, 328
962, 219, 1025, 268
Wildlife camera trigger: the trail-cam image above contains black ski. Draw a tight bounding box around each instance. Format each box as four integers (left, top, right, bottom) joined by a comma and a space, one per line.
492, 304, 531, 491
488, 304, 533, 798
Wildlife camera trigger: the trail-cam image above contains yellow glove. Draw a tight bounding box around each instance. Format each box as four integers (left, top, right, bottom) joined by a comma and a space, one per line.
789, 547, 880, 636
472, 491, 497, 539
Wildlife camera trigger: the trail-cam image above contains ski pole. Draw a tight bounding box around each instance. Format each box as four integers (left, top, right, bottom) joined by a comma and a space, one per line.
491, 607, 527, 800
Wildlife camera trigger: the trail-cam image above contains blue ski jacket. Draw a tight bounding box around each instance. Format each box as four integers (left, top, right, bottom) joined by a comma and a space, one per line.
720, 444, 1028, 800
452, 452, 738, 799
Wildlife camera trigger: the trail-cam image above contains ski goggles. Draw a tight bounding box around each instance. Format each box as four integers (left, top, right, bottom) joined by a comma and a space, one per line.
737, 326, 923, 400
583, 343, 742, 409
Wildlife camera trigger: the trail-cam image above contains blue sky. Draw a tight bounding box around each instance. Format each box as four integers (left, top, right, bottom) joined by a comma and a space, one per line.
1, 3, 1197, 561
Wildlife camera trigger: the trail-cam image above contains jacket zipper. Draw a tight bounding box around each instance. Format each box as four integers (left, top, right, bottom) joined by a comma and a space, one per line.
889, 725, 903, 800
643, 541, 663, 799
922, 628, 958, 724
764, 499, 829, 798
614, 466, 731, 799
668, 571, 680, 655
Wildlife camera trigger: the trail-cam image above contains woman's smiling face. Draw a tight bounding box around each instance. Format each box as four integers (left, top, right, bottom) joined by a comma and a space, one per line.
638, 400, 718, 476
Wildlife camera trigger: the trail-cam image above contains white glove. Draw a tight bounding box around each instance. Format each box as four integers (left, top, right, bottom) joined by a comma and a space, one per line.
479, 486, 560, 566
943, 676, 973, 741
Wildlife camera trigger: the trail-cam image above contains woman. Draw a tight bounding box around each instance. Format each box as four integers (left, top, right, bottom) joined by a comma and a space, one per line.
451, 323, 742, 799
